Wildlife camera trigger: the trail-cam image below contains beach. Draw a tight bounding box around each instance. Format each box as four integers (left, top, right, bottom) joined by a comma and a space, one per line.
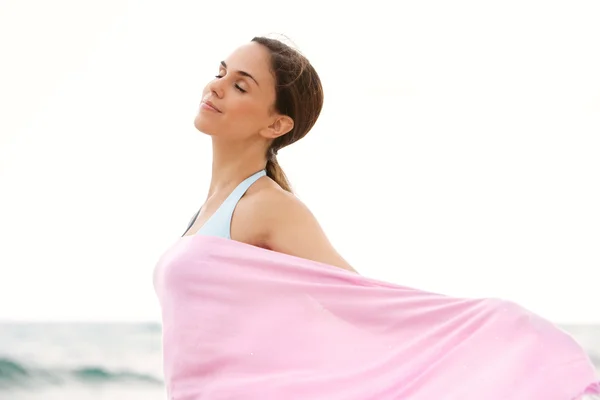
0, 322, 598, 399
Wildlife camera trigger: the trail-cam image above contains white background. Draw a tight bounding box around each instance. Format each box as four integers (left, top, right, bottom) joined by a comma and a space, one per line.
1, 0, 598, 323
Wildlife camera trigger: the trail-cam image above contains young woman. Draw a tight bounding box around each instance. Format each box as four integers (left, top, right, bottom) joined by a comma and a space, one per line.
153, 36, 599, 400
179, 36, 356, 273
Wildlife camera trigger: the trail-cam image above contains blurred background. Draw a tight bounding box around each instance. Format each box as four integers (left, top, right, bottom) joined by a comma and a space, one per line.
1, 0, 598, 398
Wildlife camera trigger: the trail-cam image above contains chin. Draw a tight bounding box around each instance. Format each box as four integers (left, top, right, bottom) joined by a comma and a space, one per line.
193, 114, 217, 136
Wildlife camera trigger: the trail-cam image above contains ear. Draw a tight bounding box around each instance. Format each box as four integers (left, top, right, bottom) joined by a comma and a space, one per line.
260, 115, 294, 139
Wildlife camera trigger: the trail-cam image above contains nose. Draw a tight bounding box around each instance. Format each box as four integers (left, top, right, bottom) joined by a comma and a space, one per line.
207, 77, 225, 99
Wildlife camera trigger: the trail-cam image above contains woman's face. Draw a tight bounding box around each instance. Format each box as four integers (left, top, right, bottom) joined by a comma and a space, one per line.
194, 42, 277, 140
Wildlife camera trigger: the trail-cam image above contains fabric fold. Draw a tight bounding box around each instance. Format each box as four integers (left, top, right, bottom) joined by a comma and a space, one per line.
154, 235, 599, 399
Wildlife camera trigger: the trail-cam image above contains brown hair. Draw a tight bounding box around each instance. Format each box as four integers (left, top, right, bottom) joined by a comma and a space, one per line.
251, 36, 324, 193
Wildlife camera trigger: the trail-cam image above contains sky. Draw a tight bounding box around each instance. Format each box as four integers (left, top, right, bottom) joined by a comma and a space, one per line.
0, 0, 598, 324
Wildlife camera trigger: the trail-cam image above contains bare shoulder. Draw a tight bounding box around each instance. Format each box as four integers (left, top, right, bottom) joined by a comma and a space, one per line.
235, 178, 357, 273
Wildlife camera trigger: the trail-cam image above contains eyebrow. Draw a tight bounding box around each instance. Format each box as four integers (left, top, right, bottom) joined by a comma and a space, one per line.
220, 61, 259, 87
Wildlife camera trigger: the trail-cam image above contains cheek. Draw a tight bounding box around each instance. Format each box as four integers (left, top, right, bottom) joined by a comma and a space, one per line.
231, 96, 259, 114
228, 97, 267, 124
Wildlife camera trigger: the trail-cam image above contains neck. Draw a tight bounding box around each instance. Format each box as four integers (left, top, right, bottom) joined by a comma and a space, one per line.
208, 137, 267, 198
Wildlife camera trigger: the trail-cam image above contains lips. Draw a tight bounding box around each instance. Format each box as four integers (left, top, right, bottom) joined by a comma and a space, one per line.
202, 99, 222, 113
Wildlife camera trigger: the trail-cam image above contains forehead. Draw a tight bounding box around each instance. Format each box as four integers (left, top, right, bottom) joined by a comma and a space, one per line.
224, 42, 274, 85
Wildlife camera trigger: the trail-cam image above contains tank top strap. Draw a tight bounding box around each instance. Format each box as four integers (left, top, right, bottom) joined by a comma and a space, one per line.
196, 169, 267, 240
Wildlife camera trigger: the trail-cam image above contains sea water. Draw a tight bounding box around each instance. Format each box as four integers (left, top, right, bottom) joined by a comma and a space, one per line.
1, 322, 598, 399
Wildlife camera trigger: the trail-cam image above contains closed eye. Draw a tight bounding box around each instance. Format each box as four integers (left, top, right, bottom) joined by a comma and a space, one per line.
214, 74, 247, 93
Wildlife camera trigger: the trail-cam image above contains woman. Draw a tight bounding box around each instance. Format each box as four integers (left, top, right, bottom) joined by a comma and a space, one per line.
180, 36, 355, 273
154, 37, 599, 399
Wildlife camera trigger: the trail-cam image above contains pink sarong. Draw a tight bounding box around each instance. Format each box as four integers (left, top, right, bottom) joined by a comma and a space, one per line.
153, 235, 599, 399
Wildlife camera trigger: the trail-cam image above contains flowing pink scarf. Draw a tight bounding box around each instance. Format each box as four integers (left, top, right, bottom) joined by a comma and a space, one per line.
154, 235, 599, 399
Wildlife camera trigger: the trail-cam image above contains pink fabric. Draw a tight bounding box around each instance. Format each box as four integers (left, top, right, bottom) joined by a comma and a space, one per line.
153, 235, 599, 399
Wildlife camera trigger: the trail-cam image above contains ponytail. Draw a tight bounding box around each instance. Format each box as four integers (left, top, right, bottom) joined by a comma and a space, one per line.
266, 156, 293, 193
252, 36, 324, 194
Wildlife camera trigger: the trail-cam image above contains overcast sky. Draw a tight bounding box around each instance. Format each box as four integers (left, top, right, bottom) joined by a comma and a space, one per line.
1, 0, 598, 324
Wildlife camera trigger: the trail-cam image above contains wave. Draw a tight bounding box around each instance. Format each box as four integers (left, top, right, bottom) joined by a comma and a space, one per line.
0, 357, 163, 388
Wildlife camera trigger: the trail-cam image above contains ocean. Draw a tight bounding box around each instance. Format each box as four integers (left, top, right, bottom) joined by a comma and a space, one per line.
1, 322, 598, 399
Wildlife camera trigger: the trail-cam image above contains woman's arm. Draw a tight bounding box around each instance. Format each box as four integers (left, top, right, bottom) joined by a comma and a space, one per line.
257, 188, 357, 273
